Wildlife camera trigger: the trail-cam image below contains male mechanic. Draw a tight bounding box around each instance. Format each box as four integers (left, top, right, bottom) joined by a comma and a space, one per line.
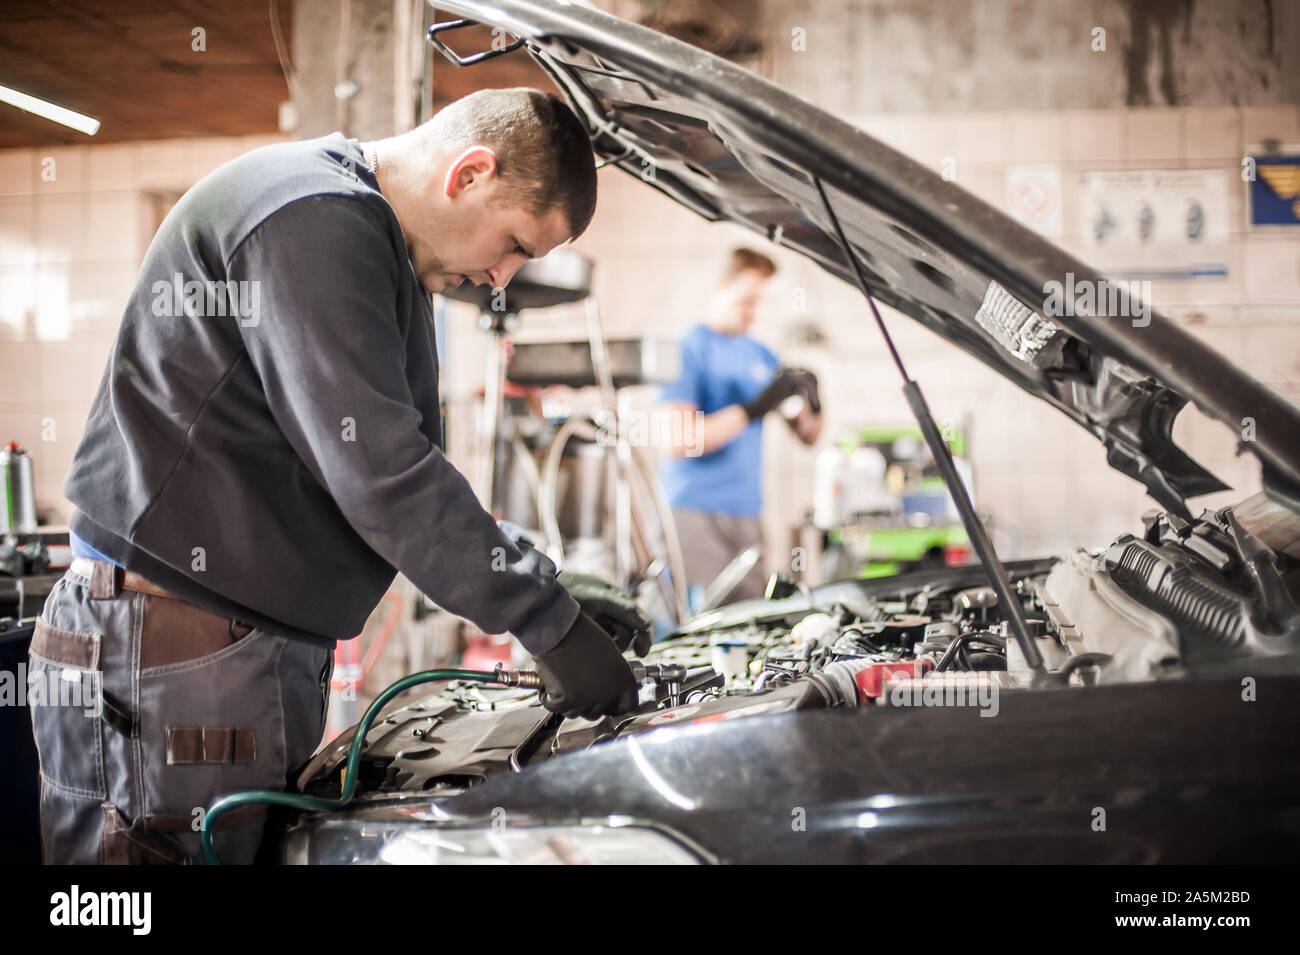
31, 89, 645, 865
658, 248, 823, 603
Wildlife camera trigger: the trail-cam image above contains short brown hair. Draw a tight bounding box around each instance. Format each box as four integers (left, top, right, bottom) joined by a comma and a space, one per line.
726, 247, 777, 279
429, 88, 598, 238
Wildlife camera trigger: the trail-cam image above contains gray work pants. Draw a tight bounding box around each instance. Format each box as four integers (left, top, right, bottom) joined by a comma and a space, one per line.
28, 559, 332, 864
671, 508, 767, 604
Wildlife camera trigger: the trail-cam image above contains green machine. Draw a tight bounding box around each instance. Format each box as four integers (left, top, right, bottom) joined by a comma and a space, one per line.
813, 425, 974, 580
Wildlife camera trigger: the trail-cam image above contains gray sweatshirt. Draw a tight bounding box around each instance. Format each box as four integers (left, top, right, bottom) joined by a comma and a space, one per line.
65, 133, 579, 653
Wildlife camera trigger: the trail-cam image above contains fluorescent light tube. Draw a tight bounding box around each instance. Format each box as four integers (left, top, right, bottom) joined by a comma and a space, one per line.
0, 84, 100, 135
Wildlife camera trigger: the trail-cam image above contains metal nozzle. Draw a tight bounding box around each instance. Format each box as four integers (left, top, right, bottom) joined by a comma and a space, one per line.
493, 664, 543, 689
630, 662, 687, 684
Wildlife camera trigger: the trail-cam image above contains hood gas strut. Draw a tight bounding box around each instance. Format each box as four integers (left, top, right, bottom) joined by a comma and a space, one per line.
811, 177, 1045, 676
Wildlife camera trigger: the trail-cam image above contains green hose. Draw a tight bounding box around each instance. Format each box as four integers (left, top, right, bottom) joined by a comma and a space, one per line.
200, 667, 506, 865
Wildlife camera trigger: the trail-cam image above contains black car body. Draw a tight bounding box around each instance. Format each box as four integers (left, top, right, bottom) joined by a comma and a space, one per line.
276, 0, 1300, 864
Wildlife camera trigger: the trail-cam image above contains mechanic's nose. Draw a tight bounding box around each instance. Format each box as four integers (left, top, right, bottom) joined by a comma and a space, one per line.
491, 258, 525, 289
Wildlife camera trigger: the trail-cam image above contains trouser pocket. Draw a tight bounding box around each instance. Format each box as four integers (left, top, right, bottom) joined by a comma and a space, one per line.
28, 619, 107, 800
99, 803, 191, 865
136, 623, 289, 864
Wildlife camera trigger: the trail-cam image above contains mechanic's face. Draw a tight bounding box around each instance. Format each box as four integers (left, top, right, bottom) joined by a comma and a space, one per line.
709, 269, 771, 334
407, 146, 574, 295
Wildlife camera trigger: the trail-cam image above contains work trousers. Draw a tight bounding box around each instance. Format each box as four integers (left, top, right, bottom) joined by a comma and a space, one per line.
671, 507, 767, 604
28, 559, 332, 864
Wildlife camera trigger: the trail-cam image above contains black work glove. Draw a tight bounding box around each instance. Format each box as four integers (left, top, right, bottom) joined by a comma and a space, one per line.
533, 613, 640, 720
787, 368, 821, 414
743, 367, 805, 421
556, 569, 653, 657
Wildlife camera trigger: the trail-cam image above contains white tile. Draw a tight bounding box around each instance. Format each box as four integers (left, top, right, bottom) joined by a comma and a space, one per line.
1008, 111, 1067, 165
30, 263, 73, 341
1123, 108, 1182, 162
0, 341, 43, 406
132, 139, 194, 192
69, 265, 135, 337
181, 139, 230, 182
1241, 321, 1300, 387
0, 267, 37, 341
82, 196, 144, 262
1064, 110, 1123, 164
1183, 107, 1243, 162
0, 413, 44, 454
85, 144, 135, 193
950, 112, 1011, 166
37, 342, 102, 407
0, 200, 35, 266
1242, 238, 1300, 302
1241, 105, 1300, 148
0, 149, 36, 196
891, 114, 952, 169
33, 198, 82, 265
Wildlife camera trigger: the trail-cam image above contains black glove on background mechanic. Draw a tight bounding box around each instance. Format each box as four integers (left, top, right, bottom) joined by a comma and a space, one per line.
789, 367, 821, 414
532, 612, 640, 719
743, 366, 821, 420
555, 569, 653, 656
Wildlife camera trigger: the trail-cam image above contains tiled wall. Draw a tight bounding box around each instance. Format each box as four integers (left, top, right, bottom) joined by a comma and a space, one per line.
0, 134, 286, 526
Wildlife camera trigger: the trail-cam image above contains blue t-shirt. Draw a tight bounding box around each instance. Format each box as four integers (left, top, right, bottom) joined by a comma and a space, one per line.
659, 323, 780, 518
69, 528, 121, 566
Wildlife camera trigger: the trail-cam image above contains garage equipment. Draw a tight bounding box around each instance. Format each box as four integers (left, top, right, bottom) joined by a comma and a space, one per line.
439, 249, 594, 510
441, 249, 689, 622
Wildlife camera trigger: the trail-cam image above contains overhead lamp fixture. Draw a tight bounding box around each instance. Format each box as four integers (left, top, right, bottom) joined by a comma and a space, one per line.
0, 83, 100, 135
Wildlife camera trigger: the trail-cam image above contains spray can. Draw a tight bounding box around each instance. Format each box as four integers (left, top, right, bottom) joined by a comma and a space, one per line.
1, 442, 38, 535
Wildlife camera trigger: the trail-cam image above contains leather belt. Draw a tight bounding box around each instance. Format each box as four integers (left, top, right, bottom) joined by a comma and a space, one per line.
69, 556, 255, 640
70, 556, 182, 600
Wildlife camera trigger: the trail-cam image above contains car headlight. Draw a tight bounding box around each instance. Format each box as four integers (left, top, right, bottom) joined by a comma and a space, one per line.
281, 818, 701, 865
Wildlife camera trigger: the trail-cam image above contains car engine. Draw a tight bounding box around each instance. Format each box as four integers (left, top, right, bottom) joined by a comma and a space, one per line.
292, 494, 1300, 807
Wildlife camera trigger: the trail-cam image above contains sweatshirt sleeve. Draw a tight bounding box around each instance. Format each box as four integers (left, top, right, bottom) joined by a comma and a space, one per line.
226, 194, 579, 654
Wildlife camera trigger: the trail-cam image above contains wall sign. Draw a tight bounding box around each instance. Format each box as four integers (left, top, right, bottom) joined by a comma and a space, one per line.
1080, 169, 1229, 280
1249, 154, 1300, 227
1006, 164, 1063, 237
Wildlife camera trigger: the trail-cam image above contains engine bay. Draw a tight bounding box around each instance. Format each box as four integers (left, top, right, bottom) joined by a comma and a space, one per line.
295, 496, 1300, 802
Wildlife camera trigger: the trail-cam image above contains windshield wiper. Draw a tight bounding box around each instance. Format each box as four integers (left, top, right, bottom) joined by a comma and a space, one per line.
811, 177, 1046, 677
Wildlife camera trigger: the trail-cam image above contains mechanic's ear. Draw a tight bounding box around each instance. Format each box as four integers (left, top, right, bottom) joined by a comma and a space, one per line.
443, 146, 499, 198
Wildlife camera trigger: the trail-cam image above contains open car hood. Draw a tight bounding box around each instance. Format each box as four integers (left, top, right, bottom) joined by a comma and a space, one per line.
436, 0, 1300, 517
